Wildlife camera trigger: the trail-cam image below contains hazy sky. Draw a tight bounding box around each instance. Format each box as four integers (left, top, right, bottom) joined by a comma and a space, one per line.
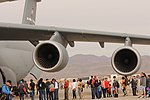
0, 0, 150, 57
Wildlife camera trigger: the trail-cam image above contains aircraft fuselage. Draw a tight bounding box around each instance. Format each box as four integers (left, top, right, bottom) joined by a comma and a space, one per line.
0, 41, 34, 86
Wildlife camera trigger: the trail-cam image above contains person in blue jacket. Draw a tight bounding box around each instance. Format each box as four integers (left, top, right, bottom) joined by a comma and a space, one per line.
2, 80, 13, 100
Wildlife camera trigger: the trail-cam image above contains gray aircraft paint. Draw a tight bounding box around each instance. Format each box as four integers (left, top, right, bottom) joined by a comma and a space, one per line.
0, 41, 34, 86
0, 0, 39, 86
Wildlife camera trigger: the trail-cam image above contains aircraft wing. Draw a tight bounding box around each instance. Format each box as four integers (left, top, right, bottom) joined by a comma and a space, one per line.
0, 0, 16, 3
0, 23, 53, 40
0, 22, 150, 45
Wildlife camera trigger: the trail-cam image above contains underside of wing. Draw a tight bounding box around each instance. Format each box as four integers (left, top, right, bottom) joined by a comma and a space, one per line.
1, 22, 150, 45
55, 27, 150, 45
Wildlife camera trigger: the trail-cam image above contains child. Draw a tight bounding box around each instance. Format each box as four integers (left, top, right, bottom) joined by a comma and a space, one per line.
146, 87, 150, 97
107, 84, 112, 97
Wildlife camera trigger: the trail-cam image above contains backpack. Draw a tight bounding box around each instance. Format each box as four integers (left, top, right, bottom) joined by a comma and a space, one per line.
125, 78, 130, 86
116, 81, 120, 88
94, 80, 99, 87
97, 86, 102, 92
113, 81, 120, 88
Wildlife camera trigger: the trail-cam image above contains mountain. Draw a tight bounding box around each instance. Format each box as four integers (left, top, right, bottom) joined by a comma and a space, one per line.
25, 54, 150, 80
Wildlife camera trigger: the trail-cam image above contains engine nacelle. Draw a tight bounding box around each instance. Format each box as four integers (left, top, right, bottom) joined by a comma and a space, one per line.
33, 41, 68, 72
111, 46, 141, 76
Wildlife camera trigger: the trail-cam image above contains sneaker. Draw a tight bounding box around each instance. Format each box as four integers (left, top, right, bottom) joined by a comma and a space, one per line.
141, 96, 145, 98
137, 96, 141, 98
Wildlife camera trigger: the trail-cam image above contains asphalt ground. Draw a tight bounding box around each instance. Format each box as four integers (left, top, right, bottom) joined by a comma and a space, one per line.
13, 88, 150, 100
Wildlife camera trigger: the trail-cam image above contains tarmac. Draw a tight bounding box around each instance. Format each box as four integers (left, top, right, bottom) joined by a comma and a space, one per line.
13, 88, 149, 100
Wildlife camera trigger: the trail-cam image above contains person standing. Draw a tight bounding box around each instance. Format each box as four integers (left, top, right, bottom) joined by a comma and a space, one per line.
124, 76, 130, 96
103, 78, 109, 98
120, 77, 126, 96
54, 79, 59, 100
112, 76, 119, 98
88, 76, 95, 99
29, 79, 35, 100
146, 75, 150, 97
37, 78, 46, 100
1, 80, 13, 100
131, 76, 138, 96
78, 79, 84, 99
138, 72, 147, 98
36, 81, 39, 95
107, 84, 112, 97
45, 79, 51, 100
97, 80, 102, 99
71, 79, 77, 99
24, 81, 29, 97
49, 79, 55, 100
64, 79, 69, 100
93, 78, 101, 99
18, 80, 26, 100
135, 75, 140, 95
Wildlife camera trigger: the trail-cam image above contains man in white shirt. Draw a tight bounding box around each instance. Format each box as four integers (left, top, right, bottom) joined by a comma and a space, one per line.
71, 79, 77, 99
54, 79, 59, 100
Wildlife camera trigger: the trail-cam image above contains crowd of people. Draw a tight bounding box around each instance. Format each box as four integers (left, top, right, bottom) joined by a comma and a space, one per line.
1, 72, 150, 100
87, 72, 150, 99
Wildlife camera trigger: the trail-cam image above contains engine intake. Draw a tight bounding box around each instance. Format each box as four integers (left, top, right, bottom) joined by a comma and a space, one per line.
111, 46, 141, 76
33, 41, 68, 72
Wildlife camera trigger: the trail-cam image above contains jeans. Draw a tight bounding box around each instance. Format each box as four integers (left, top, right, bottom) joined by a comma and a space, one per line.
122, 87, 126, 96
94, 87, 100, 98
20, 94, 24, 100
78, 88, 82, 99
39, 90, 46, 100
9, 95, 12, 100
54, 89, 59, 100
98, 91, 102, 98
72, 90, 76, 99
91, 87, 95, 99
64, 88, 69, 99
46, 89, 50, 100
102, 88, 108, 98
132, 87, 137, 96
50, 92, 55, 100
30, 90, 35, 100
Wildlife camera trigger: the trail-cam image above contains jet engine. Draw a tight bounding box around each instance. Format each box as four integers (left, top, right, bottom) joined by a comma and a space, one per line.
111, 46, 141, 76
33, 41, 68, 72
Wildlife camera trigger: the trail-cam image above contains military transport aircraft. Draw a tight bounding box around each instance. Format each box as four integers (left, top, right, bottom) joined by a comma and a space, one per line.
0, 0, 150, 86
